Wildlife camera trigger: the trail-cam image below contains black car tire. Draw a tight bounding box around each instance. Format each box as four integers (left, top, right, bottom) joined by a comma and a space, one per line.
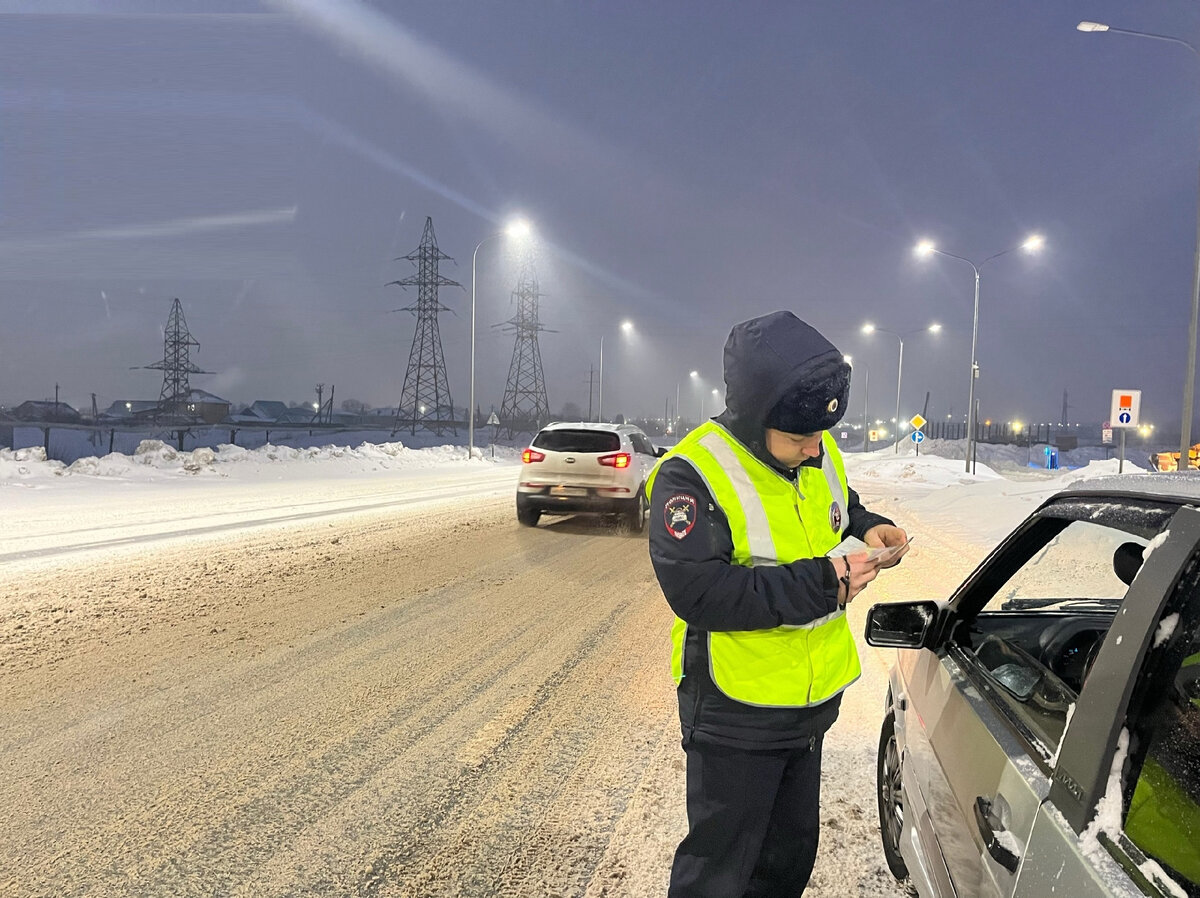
625, 488, 647, 533
877, 710, 910, 881
516, 499, 541, 527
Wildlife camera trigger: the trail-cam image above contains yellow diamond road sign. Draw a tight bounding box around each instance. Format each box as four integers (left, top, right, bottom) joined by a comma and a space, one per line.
909, 414, 927, 430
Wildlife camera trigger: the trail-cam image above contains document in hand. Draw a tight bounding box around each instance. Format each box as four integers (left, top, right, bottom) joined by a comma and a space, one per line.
828, 535, 913, 564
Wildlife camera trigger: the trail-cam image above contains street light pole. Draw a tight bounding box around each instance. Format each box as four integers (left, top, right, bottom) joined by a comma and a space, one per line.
894, 337, 904, 452
861, 366, 870, 452
469, 235, 498, 459
468, 218, 531, 460
597, 320, 633, 424
846, 354, 870, 453
967, 268, 981, 471
1078, 21, 1200, 470
915, 236, 1043, 473
861, 322, 940, 453
598, 335, 604, 423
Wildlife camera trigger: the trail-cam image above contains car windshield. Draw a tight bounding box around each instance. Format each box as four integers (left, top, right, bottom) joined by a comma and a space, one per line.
532, 430, 620, 453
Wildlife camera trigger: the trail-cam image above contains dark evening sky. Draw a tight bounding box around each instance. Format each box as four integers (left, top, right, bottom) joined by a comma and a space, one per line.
2, 0, 1198, 437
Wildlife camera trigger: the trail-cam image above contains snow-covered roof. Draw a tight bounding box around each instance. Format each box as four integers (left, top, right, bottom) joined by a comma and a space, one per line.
276, 407, 318, 423
234, 400, 290, 422
16, 400, 80, 413
186, 389, 231, 405
11, 400, 83, 422
104, 400, 159, 416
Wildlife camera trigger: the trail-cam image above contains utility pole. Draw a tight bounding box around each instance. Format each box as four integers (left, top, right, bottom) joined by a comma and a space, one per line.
315, 383, 325, 423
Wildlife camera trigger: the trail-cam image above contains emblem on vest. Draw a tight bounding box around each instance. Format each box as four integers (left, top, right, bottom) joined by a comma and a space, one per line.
829, 500, 843, 532
665, 494, 698, 540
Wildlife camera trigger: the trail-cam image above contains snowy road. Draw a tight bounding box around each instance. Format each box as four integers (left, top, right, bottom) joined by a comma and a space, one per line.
0, 466, 515, 563
0, 468, 992, 897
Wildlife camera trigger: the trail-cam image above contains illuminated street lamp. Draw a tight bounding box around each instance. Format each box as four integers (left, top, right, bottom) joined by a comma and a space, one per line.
598, 319, 634, 423
1078, 21, 1200, 469
861, 321, 941, 453
915, 234, 1044, 472
469, 218, 531, 459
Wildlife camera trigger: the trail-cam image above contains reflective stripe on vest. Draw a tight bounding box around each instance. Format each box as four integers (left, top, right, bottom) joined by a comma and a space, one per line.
654, 423, 861, 707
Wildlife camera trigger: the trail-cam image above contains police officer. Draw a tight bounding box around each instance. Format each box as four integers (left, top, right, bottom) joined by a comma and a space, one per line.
648, 311, 908, 897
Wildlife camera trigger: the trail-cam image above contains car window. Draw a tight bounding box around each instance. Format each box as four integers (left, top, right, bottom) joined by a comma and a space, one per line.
985, 520, 1138, 610
1124, 632, 1200, 894
532, 429, 620, 453
956, 520, 1148, 758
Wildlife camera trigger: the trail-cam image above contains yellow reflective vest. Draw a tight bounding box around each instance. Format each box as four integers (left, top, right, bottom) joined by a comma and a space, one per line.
648, 422, 861, 707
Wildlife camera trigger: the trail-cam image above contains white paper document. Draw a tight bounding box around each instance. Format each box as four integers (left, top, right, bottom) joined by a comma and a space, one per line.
827, 535, 913, 564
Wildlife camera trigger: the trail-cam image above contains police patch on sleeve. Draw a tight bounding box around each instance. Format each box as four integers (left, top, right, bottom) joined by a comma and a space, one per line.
664, 494, 699, 540
829, 500, 843, 532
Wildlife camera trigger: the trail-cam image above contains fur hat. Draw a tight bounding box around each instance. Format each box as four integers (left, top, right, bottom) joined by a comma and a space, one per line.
763, 353, 851, 435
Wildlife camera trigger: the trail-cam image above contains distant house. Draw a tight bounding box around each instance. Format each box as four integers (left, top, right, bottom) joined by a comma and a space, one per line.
276, 405, 320, 424
12, 400, 82, 424
102, 400, 160, 422
236, 400, 290, 423
100, 391, 231, 425
182, 389, 232, 424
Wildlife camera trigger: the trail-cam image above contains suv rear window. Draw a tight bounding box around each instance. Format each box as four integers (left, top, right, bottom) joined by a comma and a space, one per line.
532, 429, 621, 453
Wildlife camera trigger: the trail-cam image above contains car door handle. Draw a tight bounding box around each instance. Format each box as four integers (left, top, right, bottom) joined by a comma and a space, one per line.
974, 796, 1020, 873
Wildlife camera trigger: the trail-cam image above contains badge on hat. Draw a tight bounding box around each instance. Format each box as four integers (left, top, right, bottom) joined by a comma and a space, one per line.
665, 494, 698, 540
829, 500, 843, 532
827, 398, 839, 413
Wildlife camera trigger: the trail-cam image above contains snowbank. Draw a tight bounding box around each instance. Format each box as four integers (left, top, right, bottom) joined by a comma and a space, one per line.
1, 438, 521, 485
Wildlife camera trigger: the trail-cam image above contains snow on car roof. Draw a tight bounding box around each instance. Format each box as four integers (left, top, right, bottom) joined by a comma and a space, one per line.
1059, 470, 1200, 504
538, 421, 635, 432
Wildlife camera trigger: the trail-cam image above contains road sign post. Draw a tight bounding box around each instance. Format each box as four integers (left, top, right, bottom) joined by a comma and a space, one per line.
486, 410, 500, 458
1109, 390, 1142, 475
908, 415, 927, 457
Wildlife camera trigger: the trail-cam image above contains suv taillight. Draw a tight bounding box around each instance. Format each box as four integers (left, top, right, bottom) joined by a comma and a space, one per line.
522, 448, 546, 463
599, 452, 631, 469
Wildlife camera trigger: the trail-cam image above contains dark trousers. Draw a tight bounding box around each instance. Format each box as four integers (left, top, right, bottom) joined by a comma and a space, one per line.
668, 737, 823, 898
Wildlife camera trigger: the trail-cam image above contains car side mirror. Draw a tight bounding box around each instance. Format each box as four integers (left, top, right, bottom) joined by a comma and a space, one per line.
865, 601, 942, 649
655, 447, 668, 457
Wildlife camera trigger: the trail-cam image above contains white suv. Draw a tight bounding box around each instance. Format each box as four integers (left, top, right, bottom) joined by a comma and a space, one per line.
516, 422, 662, 531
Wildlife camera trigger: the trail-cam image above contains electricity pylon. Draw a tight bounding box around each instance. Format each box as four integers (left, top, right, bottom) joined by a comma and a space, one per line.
389, 217, 461, 435
139, 298, 211, 422
498, 253, 550, 437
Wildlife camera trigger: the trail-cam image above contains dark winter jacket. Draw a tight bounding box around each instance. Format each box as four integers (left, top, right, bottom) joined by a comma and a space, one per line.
648, 312, 893, 749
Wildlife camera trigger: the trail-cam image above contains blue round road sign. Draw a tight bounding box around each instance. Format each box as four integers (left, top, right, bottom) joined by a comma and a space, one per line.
1118, 412, 1132, 424
910, 430, 925, 444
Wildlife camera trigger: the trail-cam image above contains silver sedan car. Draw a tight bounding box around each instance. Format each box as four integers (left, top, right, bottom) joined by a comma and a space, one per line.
866, 473, 1200, 898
